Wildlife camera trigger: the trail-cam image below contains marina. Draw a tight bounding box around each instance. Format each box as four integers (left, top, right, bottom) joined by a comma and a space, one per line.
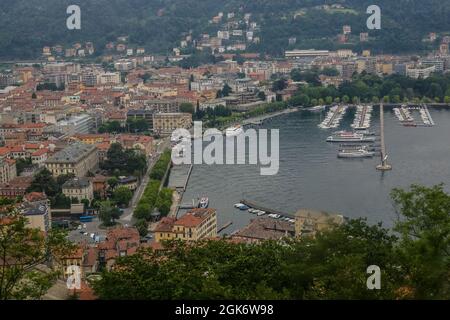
393, 104, 435, 127
178, 105, 449, 234
351, 105, 373, 130
318, 105, 348, 129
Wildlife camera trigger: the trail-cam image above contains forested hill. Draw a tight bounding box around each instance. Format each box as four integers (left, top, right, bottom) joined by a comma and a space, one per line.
1, 0, 450, 59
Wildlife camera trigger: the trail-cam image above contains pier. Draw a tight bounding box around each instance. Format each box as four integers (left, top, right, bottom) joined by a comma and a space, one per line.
351, 105, 373, 130
241, 107, 299, 127
376, 103, 392, 171
219, 107, 299, 132
240, 199, 294, 219
393, 104, 435, 127
318, 105, 347, 129
167, 164, 194, 216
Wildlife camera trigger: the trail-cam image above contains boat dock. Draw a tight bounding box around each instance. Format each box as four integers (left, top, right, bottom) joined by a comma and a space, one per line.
167, 164, 194, 216
318, 105, 347, 129
240, 199, 294, 219
242, 107, 299, 126
351, 105, 373, 130
420, 105, 435, 126
394, 105, 435, 127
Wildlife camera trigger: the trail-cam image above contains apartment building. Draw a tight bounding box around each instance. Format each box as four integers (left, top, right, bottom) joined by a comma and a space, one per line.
62, 177, 94, 202
45, 142, 98, 177
22, 192, 52, 233
154, 208, 217, 243
0, 159, 16, 184
152, 112, 192, 135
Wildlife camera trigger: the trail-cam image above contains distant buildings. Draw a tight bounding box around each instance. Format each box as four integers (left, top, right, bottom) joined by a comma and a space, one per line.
421, 59, 444, 73
154, 208, 218, 242
0, 176, 33, 198
152, 112, 192, 135
285, 49, 330, 59
360, 32, 369, 42
45, 142, 98, 177
0, 158, 16, 184
406, 65, 436, 79
127, 109, 154, 129
21, 192, 52, 233
232, 217, 295, 244
62, 177, 94, 202
54, 114, 94, 136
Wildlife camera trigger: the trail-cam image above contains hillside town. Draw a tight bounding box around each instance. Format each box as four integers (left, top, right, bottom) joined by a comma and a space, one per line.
2, 11, 450, 299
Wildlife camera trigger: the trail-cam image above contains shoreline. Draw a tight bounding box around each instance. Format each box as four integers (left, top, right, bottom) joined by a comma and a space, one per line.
219, 107, 300, 131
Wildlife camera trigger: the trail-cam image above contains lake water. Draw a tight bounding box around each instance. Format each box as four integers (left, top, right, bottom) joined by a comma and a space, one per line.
179, 107, 450, 234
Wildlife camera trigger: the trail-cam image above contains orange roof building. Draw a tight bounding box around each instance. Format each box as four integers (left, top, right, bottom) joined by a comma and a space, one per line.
154, 208, 217, 243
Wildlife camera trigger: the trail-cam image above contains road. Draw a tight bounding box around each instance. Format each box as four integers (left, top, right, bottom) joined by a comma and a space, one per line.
120, 137, 171, 223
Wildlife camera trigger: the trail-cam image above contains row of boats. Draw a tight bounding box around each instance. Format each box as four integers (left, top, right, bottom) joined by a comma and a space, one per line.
351, 105, 373, 130
327, 131, 378, 158
393, 106, 414, 123
419, 106, 435, 126
318, 105, 348, 129
234, 203, 295, 223
393, 105, 435, 127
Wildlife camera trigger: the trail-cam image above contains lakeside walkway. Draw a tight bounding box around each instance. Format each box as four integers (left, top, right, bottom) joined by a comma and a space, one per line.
219, 107, 299, 131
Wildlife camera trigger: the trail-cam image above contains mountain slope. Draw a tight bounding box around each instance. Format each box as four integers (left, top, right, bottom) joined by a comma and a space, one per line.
0, 0, 449, 59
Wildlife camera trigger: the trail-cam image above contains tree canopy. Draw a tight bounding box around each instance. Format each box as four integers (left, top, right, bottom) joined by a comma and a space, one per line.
94, 184, 450, 300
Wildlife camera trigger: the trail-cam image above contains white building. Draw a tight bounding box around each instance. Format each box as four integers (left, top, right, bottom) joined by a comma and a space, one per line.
97, 72, 121, 86
406, 66, 436, 79
56, 114, 94, 135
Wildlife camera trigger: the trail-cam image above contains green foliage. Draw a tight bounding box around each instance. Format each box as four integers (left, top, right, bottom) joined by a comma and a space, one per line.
216, 84, 232, 98
15, 157, 32, 176
179, 51, 222, 69
0, 207, 75, 300
179, 102, 195, 114
27, 168, 59, 197
134, 219, 149, 237
94, 184, 450, 300
113, 186, 133, 207
155, 188, 173, 217
126, 118, 149, 133
292, 73, 450, 106
133, 150, 173, 220
92, 218, 400, 300
101, 143, 147, 176
149, 150, 171, 181
36, 83, 64, 91
98, 200, 121, 227
1, 1, 449, 59
272, 78, 288, 92
98, 121, 124, 134
391, 184, 450, 299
